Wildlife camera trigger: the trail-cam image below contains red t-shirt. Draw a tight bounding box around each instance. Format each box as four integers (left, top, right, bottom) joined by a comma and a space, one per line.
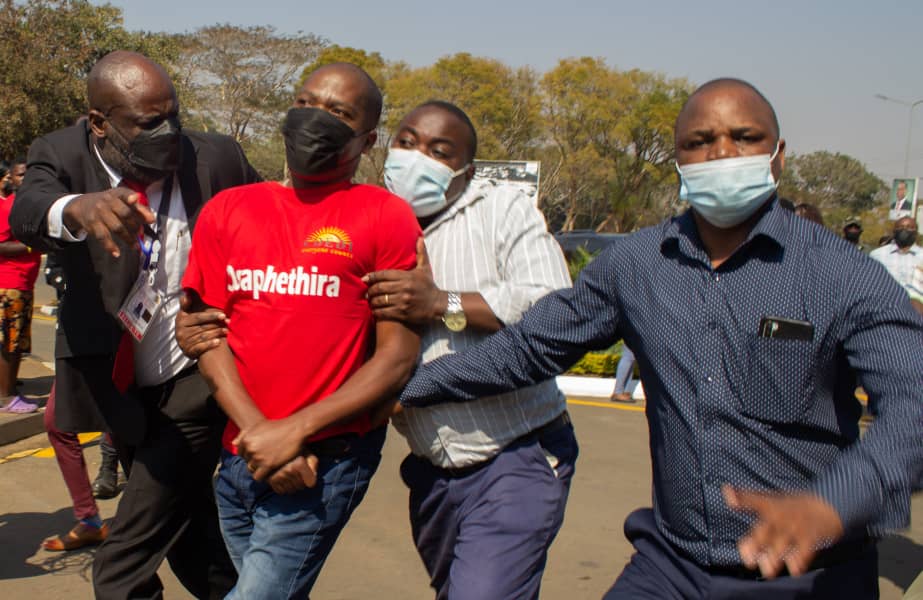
183, 181, 421, 452
0, 194, 41, 291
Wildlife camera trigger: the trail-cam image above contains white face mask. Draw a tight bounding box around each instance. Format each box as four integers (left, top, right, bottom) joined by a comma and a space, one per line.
676, 142, 781, 228
384, 148, 469, 217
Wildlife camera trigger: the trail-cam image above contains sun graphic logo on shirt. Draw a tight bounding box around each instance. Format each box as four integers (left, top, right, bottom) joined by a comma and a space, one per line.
302, 226, 354, 258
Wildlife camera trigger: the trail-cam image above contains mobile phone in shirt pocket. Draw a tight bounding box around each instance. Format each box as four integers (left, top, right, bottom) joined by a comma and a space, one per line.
742, 333, 816, 424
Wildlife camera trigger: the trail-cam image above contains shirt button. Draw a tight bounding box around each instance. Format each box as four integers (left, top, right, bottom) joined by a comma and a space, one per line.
705, 375, 714, 383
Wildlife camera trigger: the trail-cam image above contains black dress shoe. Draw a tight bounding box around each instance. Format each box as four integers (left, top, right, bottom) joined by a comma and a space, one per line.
91, 470, 119, 499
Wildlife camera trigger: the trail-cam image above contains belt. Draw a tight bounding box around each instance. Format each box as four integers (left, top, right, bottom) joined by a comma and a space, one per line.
525, 410, 572, 442
438, 411, 572, 478
305, 433, 359, 458
706, 538, 875, 580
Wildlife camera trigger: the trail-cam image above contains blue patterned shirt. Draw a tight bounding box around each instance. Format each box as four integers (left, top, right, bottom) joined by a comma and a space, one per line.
399, 199, 923, 568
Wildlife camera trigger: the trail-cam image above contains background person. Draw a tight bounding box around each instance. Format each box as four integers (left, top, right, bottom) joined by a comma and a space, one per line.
842, 217, 865, 250
609, 345, 636, 403
41, 382, 109, 550
0, 158, 41, 414
869, 216, 922, 292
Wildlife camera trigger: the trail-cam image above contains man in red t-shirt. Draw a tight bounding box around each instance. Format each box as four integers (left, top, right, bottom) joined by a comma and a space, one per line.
0, 171, 42, 414
182, 63, 421, 599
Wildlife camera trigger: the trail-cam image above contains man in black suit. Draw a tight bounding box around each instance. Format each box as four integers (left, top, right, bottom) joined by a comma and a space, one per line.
11, 51, 260, 599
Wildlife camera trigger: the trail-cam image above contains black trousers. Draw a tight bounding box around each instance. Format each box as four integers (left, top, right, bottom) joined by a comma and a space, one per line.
92, 368, 235, 600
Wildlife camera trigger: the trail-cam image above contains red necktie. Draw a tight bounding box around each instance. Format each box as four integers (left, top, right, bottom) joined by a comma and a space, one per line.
111, 180, 150, 393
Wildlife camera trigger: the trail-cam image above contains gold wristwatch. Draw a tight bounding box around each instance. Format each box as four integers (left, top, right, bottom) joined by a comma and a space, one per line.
442, 291, 467, 332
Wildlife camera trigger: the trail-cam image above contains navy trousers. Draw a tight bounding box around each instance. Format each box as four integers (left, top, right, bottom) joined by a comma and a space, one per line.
400, 421, 578, 600
604, 508, 879, 600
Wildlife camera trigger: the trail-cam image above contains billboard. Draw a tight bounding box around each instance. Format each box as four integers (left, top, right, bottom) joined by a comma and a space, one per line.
889, 177, 917, 220
473, 160, 541, 203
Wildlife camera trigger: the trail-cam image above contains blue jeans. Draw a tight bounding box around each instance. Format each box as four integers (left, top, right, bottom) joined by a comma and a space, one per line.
401, 420, 578, 600
215, 426, 386, 600
613, 346, 635, 394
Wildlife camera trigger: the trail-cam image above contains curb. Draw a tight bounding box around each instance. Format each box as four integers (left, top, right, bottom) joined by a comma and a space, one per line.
0, 410, 46, 446
0, 356, 54, 446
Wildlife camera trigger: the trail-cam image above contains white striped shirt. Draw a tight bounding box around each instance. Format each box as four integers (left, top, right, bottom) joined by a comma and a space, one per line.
391, 180, 572, 468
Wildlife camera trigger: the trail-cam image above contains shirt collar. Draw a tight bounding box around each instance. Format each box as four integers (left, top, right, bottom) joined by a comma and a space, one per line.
92, 142, 122, 189
422, 179, 489, 234
660, 196, 789, 263
885, 242, 922, 255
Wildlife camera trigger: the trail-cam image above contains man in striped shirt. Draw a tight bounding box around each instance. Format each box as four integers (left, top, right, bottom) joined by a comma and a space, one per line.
363, 101, 576, 600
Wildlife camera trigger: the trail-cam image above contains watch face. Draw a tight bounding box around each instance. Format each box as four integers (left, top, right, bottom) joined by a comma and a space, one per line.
444, 312, 467, 332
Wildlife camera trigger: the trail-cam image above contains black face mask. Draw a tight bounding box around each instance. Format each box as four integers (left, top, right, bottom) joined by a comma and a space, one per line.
844, 230, 861, 243
894, 229, 918, 248
282, 107, 361, 177
108, 116, 182, 175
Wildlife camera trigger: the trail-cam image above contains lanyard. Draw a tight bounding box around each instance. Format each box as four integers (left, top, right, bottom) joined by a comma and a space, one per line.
139, 176, 174, 276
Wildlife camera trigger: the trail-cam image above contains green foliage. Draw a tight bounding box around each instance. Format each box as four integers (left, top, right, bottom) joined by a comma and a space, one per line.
300, 44, 387, 92
566, 246, 597, 280
0, 11, 884, 240
384, 53, 542, 160
779, 151, 887, 225
538, 58, 692, 232
240, 132, 286, 182
567, 351, 620, 376
0, 0, 180, 157
172, 25, 325, 142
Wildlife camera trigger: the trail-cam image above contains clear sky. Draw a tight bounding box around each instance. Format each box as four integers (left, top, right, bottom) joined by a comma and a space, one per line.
107, 0, 923, 185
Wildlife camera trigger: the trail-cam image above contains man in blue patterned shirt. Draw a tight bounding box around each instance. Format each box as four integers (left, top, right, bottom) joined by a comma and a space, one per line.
398, 78, 923, 599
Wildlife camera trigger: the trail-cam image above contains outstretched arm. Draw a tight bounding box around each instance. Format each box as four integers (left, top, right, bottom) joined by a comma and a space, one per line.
399, 242, 622, 408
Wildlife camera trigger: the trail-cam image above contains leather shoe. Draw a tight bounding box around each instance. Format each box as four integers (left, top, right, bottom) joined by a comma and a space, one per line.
42, 521, 109, 552
91, 470, 119, 499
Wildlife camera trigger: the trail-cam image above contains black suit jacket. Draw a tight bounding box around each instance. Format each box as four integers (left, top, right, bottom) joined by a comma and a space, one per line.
895, 198, 913, 212
11, 122, 261, 440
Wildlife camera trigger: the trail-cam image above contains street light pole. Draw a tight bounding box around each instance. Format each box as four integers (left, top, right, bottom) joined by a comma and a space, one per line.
875, 94, 923, 177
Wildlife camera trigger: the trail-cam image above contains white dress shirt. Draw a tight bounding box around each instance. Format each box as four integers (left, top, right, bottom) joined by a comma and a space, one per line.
390, 181, 572, 468
47, 146, 193, 386
869, 242, 923, 292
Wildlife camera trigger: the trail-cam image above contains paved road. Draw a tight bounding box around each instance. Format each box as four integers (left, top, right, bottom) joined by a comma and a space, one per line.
2, 401, 921, 599
0, 267, 920, 598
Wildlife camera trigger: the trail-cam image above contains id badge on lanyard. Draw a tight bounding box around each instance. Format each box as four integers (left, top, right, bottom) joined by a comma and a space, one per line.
117, 177, 173, 342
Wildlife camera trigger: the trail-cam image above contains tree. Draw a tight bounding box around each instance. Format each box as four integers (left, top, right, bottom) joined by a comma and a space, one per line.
385, 53, 542, 161
173, 25, 325, 142
539, 58, 691, 232
300, 44, 388, 91
779, 151, 886, 215
0, 0, 179, 158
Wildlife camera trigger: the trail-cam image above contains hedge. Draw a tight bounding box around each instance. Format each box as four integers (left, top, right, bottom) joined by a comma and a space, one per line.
566, 351, 621, 376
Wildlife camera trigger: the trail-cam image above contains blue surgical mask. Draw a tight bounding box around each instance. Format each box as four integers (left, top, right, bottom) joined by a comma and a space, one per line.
384, 148, 469, 217
676, 143, 780, 228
